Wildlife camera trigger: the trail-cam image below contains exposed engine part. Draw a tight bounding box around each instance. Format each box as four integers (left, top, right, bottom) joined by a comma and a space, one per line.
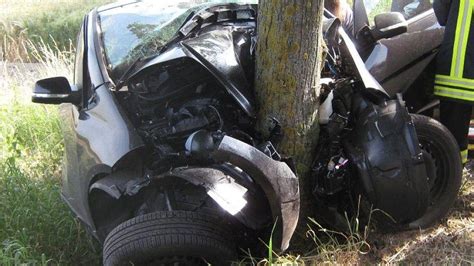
315, 74, 356, 196
118, 62, 258, 173
319, 90, 334, 125
319, 78, 354, 139
147, 103, 223, 142
312, 137, 350, 196
119, 58, 256, 157
159, 167, 248, 215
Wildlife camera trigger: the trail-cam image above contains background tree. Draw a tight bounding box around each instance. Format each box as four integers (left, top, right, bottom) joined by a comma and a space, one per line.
255, 0, 325, 214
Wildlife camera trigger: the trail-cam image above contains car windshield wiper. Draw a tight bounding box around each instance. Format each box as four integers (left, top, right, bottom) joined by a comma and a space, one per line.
114, 9, 206, 91
178, 11, 196, 34
114, 57, 143, 91
115, 54, 158, 91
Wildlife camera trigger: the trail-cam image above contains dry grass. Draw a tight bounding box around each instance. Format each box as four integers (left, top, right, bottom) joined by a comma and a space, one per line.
254, 167, 473, 265
1, 2, 472, 264
0, 40, 101, 264
0, 39, 73, 106
0, 0, 112, 62
4, 55, 472, 265
363, 168, 474, 264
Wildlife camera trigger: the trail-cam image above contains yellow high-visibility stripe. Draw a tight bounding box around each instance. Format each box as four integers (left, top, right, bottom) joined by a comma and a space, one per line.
434, 91, 474, 101
436, 74, 474, 82
435, 75, 474, 90
451, 0, 472, 77
435, 80, 474, 90
458, 0, 473, 77
451, 0, 466, 76
468, 144, 474, 150
461, 149, 468, 164
434, 85, 474, 101
435, 75, 474, 88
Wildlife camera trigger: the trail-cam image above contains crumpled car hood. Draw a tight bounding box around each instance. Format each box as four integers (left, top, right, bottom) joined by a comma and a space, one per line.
127, 4, 258, 117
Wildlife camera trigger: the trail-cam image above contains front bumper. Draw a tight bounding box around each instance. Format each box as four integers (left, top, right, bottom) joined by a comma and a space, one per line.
211, 136, 300, 251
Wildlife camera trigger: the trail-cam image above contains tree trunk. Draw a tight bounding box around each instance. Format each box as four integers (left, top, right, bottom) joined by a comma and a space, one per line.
255, 0, 325, 214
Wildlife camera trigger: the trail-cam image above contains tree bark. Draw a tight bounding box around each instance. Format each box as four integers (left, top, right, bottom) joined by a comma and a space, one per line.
255, 0, 325, 215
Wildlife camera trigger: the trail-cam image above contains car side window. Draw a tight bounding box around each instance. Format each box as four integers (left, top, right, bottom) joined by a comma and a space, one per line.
365, 0, 433, 23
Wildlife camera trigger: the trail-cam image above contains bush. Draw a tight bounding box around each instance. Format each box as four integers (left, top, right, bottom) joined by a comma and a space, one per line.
0, 0, 112, 62
0, 38, 100, 264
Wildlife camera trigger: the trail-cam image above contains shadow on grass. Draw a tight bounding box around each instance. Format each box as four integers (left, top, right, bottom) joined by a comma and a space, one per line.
364, 174, 474, 264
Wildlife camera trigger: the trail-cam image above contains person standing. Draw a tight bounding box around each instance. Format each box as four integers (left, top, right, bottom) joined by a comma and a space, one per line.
433, 0, 474, 163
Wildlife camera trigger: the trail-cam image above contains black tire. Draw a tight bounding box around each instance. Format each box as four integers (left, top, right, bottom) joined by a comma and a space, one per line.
103, 210, 238, 266
408, 114, 462, 229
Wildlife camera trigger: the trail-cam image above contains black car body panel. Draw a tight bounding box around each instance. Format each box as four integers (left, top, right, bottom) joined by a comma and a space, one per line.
130, 25, 257, 117
351, 1, 444, 112
32, 1, 447, 257
345, 99, 429, 223
339, 28, 389, 96
211, 136, 299, 251
59, 84, 146, 230
59, 12, 145, 231
53, 2, 299, 250
364, 10, 444, 97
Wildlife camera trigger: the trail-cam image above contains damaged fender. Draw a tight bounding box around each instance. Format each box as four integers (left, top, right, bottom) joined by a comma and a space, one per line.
156, 136, 300, 251
212, 136, 300, 251
160, 167, 249, 216
88, 136, 300, 251
89, 171, 150, 200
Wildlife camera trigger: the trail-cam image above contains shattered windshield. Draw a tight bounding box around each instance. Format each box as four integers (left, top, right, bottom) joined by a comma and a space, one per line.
98, 0, 256, 81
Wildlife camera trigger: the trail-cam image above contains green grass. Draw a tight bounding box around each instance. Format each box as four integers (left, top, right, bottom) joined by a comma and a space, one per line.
367, 0, 392, 24
0, 0, 113, 62
0, 1, 472, 265
0, 43, 101, 264
0, 102, 101, 265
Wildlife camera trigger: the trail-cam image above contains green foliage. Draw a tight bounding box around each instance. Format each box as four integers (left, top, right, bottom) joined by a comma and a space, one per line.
267, 220, 277, 265
367, 0, 392, 24
0, 0, 112, 61
0, 97, 101, 265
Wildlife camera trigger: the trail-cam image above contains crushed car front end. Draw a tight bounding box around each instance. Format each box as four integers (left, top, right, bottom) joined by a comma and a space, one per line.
47, 1, 300, 264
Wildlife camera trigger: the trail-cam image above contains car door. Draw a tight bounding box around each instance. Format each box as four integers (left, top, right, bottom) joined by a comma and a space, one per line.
59, 16, 92, 226
353, 0, 444, 98
60, 12, 144, 232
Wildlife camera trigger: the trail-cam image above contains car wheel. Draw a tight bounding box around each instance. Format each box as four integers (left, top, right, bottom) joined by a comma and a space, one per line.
102, 210, 238, 266
407, 114, 462, 229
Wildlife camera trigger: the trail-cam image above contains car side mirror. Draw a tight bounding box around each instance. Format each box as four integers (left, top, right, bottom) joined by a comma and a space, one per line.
371, 12, 407, 40
32, 77, 81, 105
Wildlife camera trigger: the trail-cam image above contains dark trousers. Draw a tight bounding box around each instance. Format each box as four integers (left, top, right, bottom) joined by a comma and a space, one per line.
439, 100, 472, 162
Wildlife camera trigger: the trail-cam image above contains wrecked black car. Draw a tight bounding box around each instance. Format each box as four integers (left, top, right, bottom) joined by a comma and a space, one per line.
315, 13, 461, 233
33, 1, 296, 265
32, 1, 461, 265
351, 0, 444, 115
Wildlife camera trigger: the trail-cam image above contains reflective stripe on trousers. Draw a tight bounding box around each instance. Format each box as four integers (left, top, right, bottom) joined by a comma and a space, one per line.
435, 74, 474, 89
451, 0, 474, 78
434, 85, 474, 101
